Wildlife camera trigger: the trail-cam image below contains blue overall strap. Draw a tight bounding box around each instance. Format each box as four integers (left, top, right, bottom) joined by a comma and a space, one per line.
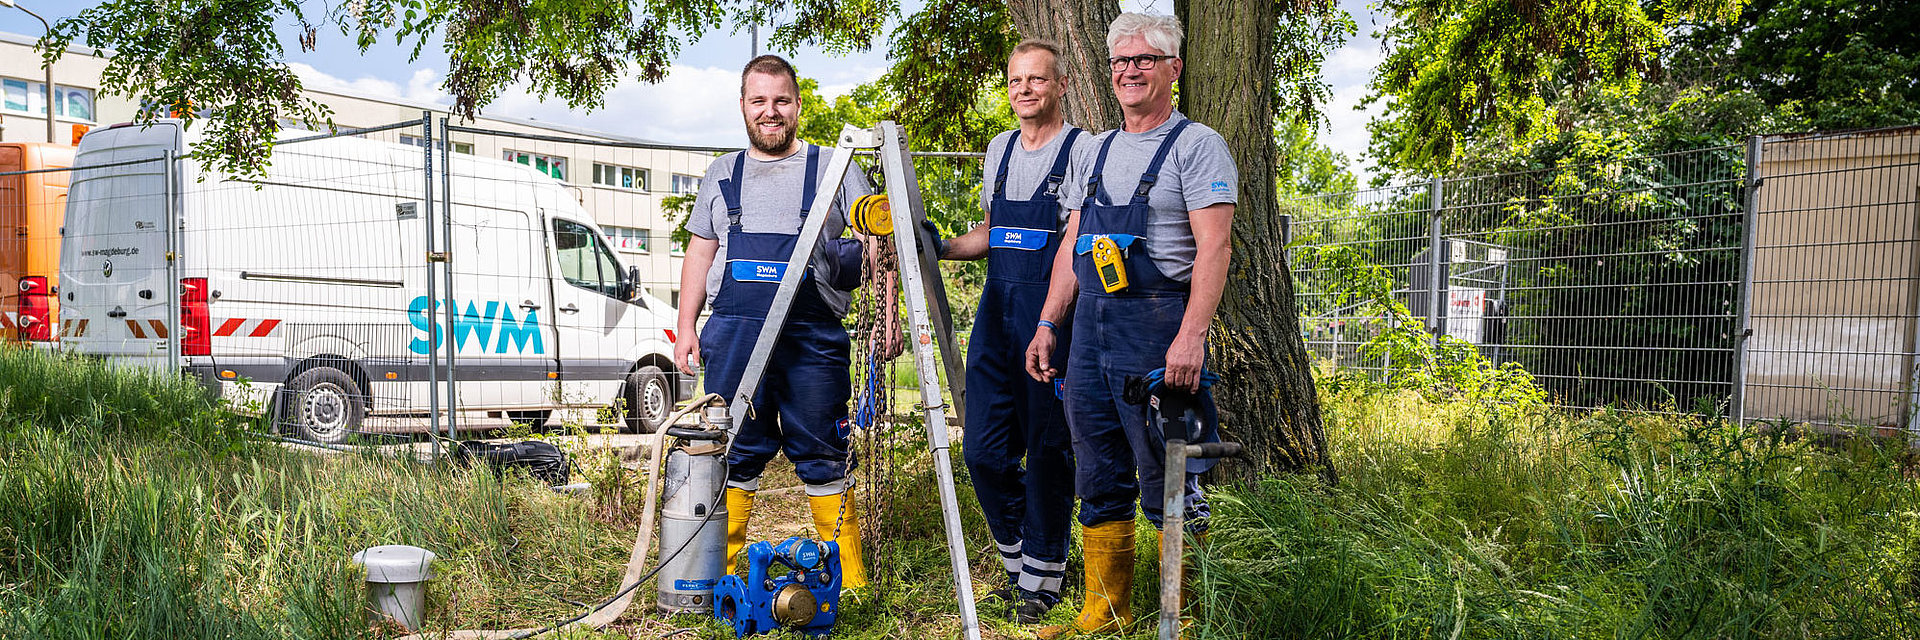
722, 152, 748, 230
1034, 127, 1082, 200
1082, 131, 1122, 211
1131, 119, 1193, 204
993, 130, 1019, 201
799, 144, 821, 218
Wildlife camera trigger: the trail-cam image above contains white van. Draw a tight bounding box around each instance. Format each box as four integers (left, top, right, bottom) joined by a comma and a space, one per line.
59, 120, 690, 443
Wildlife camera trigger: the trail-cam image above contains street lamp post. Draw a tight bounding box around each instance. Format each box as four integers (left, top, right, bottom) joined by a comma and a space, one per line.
1, 0, 58, 144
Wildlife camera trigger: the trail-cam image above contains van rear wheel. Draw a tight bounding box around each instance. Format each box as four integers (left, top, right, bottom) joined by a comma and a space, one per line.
281, 366, 366, 445
624, 365, 672, 434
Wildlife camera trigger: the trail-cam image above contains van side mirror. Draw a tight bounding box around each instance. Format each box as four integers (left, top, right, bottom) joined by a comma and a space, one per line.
624, 266, 643, 304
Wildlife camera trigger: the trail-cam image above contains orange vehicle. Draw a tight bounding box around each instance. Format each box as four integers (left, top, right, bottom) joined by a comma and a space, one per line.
1, 142, 74, 344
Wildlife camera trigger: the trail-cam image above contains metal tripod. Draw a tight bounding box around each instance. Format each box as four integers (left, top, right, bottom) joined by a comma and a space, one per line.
719, 122, 981, 640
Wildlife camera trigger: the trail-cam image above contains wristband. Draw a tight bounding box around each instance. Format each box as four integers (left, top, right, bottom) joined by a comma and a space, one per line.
1037, 320, 1058, 332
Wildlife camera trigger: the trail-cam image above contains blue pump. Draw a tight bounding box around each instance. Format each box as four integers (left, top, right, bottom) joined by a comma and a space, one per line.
713, 537, 843, 637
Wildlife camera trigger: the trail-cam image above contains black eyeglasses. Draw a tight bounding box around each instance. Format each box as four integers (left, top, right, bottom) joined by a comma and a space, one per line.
1108, 54, 1175, 72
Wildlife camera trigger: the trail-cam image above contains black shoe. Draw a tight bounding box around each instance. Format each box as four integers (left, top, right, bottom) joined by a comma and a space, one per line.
1015, 596, 1055, 625
982, 585, 1015, 603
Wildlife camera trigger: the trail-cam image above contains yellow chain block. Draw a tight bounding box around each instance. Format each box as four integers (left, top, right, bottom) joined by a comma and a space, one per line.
850, 194, 894, 236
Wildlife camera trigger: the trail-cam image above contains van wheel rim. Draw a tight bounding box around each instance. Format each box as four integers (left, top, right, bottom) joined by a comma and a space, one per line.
302, 383, 350, 438
642, 380, 668, 424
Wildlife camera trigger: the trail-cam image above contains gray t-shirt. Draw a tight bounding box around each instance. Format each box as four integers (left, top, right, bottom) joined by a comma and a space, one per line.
1060, 112, 1238, 282
687, 144, 874, 317
980, 126, 1098, 224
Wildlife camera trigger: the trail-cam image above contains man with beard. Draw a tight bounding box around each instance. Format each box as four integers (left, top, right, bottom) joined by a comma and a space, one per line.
675, 54, 879, 590
939, 39, 1093, 624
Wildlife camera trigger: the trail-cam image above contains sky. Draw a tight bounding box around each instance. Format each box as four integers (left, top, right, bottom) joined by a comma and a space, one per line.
0, 0, 1388, 179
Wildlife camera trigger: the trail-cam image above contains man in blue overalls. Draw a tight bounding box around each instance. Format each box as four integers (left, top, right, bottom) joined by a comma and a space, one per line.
1024, 13, 1239, 638
940, 39, 1094, 625
675, 55, 881, 590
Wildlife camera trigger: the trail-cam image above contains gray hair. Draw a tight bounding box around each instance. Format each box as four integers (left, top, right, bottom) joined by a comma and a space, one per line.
1106, 13, 1184, 57
1010, 39, 1067, 79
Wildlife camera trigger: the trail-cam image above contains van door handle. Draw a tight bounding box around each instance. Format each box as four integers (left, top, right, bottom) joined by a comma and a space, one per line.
520, 300, 542, 311
107, 308, 127, 318
559, 303, 580, 314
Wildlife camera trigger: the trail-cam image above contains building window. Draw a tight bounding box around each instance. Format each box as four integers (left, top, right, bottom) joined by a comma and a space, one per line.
3, 79, 95, 122
399, 135, 474, 154
671, 173, 700, 194
592, 163, 650, 191
504, 150, 567, 181
601, 225, 651, 253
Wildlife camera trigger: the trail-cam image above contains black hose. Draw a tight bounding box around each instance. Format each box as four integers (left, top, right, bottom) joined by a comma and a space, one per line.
506, 458, 728, 639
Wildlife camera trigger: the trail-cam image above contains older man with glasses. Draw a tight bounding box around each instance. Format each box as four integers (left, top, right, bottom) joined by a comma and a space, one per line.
1024, 12, 1236, 638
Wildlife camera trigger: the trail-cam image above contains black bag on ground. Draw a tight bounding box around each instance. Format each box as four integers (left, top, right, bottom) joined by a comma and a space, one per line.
455, 440, 570, 486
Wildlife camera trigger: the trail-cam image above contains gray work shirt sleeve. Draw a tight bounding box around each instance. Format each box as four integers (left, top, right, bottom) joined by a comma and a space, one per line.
1179, 131, 1239, 210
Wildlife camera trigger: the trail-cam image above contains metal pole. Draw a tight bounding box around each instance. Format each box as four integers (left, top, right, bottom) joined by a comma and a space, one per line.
163, 149, 180, 366
877, 122, 980, 640
8, 3, 57, 143
439, 117, 459, 440
1732, 135, 1762, 427
421, 112, 442, 458
1427, 177, 1445, 342
1158, 439, 1188, 640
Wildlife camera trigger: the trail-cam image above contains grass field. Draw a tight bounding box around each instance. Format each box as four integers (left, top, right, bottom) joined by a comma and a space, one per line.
3, 347, 1918, 639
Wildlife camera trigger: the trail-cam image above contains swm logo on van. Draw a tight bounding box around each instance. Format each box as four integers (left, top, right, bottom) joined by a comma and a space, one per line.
408, 296, 544, 355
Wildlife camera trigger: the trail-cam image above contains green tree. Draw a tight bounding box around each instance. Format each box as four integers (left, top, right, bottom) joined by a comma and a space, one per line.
1365, 0, 1748, 174
43, 0, 895, 177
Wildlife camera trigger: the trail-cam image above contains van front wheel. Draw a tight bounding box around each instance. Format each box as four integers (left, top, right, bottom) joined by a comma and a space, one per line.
624, 365, 672, 434
282, 366, 366, 445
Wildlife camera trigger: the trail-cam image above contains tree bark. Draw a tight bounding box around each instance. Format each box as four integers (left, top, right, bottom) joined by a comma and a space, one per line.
1003, 0, 1122, 132
1177, 0, 1336, 483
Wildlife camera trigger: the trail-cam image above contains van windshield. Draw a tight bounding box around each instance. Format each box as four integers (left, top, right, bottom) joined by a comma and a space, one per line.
554, 218, 624, 298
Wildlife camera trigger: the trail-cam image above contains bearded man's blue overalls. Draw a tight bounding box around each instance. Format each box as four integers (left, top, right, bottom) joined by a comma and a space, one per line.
1066, 120, 1218, 532
964, 128, 1083, 602
700, 147, 856, 490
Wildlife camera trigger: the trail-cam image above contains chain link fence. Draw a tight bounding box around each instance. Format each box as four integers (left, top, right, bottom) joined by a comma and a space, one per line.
1288, 126, 1920, 431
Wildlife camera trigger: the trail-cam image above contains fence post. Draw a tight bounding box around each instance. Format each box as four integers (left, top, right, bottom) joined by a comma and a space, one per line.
163, 149, 182, 368
1427, 177, 1445, 344
438, 116, 459, 441
421, 112, 442, 457
1732, 135, 1762, 427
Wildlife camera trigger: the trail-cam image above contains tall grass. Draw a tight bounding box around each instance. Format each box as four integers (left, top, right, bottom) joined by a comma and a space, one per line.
7, 345, 1920, 639
0, 349, 637, 638
1192, 381, 1920, 639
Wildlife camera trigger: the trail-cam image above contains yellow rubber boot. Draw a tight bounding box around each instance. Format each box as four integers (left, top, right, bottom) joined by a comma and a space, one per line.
808, 491, 869, 589
724, 487, 755, 574
1039, 520, 1135, 639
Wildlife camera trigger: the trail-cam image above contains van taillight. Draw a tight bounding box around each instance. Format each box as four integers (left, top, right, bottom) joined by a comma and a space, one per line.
17, 277, 52, 342
180, 278, 211, 356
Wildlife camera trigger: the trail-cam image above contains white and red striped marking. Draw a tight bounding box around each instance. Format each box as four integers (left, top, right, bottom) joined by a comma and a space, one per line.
664, 329, 677, 342
213, 318, 282, 338
60, 318, 89, 337
125, 319, 170, 339
0, 312, 15, 334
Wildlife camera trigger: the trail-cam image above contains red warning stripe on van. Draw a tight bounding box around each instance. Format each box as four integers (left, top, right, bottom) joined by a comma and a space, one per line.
1, 312, 15, 333
59, 319, 89, 337
213, 318, 282, 338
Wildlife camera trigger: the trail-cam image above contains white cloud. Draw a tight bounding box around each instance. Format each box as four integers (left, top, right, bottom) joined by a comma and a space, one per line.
1317, 44, 1388, 183
288, 62, 451, 107
481, 64, 750, 147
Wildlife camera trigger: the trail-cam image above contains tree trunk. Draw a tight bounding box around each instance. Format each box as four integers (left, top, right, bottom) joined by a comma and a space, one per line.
1177, 0, 1336, 483
1004, 0, 1122, 132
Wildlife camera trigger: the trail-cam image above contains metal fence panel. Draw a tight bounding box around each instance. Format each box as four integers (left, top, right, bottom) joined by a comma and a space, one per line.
1744, 129, 1920, 430
1290, 127, 1920, 428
